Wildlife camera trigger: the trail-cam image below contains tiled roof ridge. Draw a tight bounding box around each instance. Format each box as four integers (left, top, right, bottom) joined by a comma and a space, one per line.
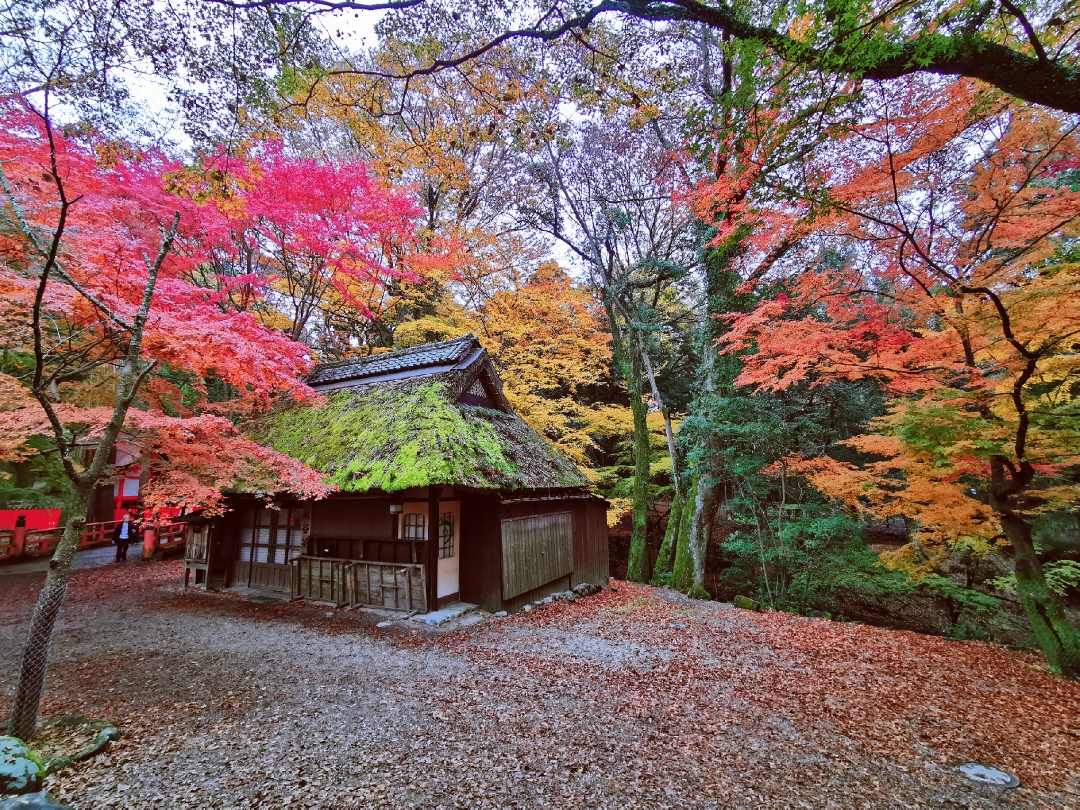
307, 334, 479, 386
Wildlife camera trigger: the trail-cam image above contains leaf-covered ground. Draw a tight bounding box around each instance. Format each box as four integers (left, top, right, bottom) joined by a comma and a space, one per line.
2, 560, 1079, 808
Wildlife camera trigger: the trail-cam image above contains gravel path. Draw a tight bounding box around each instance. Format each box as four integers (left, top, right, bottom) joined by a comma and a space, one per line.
2, 560, 1079, 809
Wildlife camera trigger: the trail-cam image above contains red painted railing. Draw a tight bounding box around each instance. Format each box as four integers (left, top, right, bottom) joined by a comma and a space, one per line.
0, 520, 185, 562
155, 522, 186, 550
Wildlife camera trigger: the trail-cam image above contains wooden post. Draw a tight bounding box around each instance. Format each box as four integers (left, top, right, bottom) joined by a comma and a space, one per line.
428, 488, 439, 610
11, 525, 26, 559
301, 501, 313, 556
142, 523, 156, 559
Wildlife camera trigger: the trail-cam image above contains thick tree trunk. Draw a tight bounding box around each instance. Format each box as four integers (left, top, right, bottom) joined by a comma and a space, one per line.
1003, 512, 1080, 678
626, 376, 652, 583
685, 478, 719, 599
988, 455, 1080, 678
651, 488, 685, 585
603, 295, 653, 585
8, 480, 95, 740
671, 479, 700, 593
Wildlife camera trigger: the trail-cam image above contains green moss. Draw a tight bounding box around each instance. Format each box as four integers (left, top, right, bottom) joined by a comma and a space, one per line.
670, 479, 698, 594
651, 490, 685, 586
257, 380, 585, 492
734, 595, 762, 611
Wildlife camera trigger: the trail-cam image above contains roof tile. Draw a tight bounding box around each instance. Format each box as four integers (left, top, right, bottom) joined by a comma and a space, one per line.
308, 335, 477, 386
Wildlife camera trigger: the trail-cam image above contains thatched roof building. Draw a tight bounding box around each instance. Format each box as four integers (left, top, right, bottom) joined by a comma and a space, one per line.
185, 335, 608, 615
258, 335, 587, 493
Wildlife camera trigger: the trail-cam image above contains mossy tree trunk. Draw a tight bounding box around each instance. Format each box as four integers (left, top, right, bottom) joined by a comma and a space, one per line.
626, 367, 652, 583
671, 478, 698, 592
990, 457, 1080, 678
604, 297, 652, 584
651, 487, 685, 585
685, 478, 719, 599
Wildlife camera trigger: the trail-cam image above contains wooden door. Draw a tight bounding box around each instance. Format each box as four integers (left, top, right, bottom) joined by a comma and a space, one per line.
436, 501, 460, 599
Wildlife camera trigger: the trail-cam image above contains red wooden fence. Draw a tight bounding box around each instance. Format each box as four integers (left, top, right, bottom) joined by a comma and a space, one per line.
0, 520, 185, 562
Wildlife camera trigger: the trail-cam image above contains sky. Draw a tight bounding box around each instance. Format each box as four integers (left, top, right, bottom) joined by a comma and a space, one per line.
118, 3, 579, 274
122, 5, 383, 153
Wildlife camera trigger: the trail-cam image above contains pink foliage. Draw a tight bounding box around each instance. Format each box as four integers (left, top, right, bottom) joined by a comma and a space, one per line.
0, 107, 445, 507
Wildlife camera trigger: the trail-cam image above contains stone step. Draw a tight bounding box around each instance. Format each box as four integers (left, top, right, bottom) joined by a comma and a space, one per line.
409, 601, 479, 626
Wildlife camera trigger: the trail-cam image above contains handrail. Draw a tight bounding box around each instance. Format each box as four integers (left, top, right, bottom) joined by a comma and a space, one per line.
0, 520, 186, 562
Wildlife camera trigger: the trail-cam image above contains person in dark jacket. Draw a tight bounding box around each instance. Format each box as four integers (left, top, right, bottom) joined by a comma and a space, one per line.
113, 512, 134, 562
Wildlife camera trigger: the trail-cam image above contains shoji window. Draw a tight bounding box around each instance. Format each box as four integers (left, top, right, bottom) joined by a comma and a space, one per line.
402, 513, 426, 540
238, 507, 304, 564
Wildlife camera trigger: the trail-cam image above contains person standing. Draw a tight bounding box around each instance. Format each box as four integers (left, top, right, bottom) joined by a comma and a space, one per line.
113, 513, 133, 562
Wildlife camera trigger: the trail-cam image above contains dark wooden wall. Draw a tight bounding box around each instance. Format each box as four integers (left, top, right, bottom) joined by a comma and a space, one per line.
313, 498, 393, 540
206, 491, 608, 613
570, 498, 609, 588
459, 492, 503, 612
458, 493, 611, 613
208, 510, 240, 590
496, 497, 609, 613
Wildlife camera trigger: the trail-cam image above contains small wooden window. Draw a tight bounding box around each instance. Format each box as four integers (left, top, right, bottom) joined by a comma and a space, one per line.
402, 512, 426, 540
438, 512, 454, 559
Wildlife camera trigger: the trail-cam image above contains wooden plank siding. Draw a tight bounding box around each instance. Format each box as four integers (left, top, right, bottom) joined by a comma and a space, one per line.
501, 512, 573, 600
312, 498, 394, 541
570, 498, 609, 588
348, 562, 427, 612
496, 497, 609, 612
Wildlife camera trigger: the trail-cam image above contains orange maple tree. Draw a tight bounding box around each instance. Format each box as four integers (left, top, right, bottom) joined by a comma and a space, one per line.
722, 80, 1080, 676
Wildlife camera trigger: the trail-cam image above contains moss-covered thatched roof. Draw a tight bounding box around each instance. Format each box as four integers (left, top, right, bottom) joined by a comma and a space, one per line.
256, 373, 588, 493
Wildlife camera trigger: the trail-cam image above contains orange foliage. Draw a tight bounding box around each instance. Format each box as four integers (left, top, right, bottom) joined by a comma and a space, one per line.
720, 80, 1080, 559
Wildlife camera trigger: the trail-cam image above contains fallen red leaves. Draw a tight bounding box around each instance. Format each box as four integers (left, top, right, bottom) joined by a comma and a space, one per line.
413, 582, 1080, 793
4, 564, 1078, 807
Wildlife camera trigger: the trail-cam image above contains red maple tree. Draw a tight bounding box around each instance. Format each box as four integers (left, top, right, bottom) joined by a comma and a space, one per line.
0, 100, 437, 736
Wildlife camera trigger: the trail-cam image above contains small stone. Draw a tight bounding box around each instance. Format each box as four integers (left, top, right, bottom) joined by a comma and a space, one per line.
376, 621, 392, 628
0, 791, 71, 809
733, 595, 762, 612
493, 611, 507, 618
0, 737, 42, 795
669, 622, 686, 629
521, 604, 532, 612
